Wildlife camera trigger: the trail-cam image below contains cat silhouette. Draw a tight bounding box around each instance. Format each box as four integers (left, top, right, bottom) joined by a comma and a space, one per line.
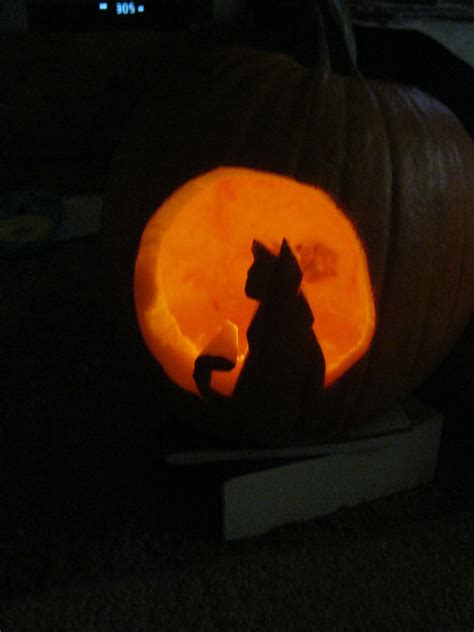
233, 238, 326, 435
193, 237, 326, 437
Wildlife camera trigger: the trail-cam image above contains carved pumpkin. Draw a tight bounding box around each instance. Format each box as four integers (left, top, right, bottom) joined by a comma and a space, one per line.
101, 6, 474, 447
134, 167, 376, 396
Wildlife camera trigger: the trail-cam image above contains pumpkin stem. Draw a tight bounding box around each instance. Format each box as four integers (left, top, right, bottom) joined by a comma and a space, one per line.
307, 0, 360, 76
252, 0, 359, 77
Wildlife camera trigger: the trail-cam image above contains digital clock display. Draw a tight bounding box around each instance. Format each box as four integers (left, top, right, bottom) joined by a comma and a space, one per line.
98, 2, 146, 14
25, 0, 212, 33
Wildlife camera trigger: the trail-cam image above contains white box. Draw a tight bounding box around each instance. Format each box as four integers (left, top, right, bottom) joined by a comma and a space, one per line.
166, 399, 443, 541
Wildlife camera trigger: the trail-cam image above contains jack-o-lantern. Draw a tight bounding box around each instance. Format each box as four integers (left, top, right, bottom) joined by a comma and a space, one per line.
134, 167, 376, 396
101, 3, 474, 447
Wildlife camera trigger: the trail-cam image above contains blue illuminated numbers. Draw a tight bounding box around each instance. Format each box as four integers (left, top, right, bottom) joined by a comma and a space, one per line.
99, 2, 144, 15
116, 2, 139, 15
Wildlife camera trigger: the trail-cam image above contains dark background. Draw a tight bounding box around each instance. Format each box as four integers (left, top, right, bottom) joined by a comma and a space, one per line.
1, 2, 473, 629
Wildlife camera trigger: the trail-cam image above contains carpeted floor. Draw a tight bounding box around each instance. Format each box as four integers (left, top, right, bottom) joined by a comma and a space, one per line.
2, 480, 473, 631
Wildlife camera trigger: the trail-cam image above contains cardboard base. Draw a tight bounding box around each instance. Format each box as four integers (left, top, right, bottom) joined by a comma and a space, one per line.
166, 399, 443, 541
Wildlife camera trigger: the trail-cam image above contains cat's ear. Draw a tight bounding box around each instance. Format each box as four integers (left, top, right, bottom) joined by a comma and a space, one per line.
251, 239, 278, 263
245, 240, 278, 300
276, 239, 303, 294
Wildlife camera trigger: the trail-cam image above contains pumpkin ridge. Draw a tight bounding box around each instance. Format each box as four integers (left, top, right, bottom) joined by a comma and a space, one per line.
202, 49, 299, 105
292, 71, 326, 179
338, 75, 352, 211
457, 146, 474, 313
229, 62, 308, 163
369, 84, 397, 310
437, 164, 469, 355
410, 93, 470, 384
191, 54, 279, 111
197, 54, 305, 167
331, 77, 377, 427
293, 73, 336, 190
403, 93, 440, 389
348, 81, 397, 423
409, 92, 473, 375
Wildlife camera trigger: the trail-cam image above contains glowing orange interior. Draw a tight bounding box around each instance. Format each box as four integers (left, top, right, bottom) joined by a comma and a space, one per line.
134, 167, 376, 396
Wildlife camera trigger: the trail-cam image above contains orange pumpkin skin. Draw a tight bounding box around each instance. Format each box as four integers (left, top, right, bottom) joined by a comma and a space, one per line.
101, 47, 474, 447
